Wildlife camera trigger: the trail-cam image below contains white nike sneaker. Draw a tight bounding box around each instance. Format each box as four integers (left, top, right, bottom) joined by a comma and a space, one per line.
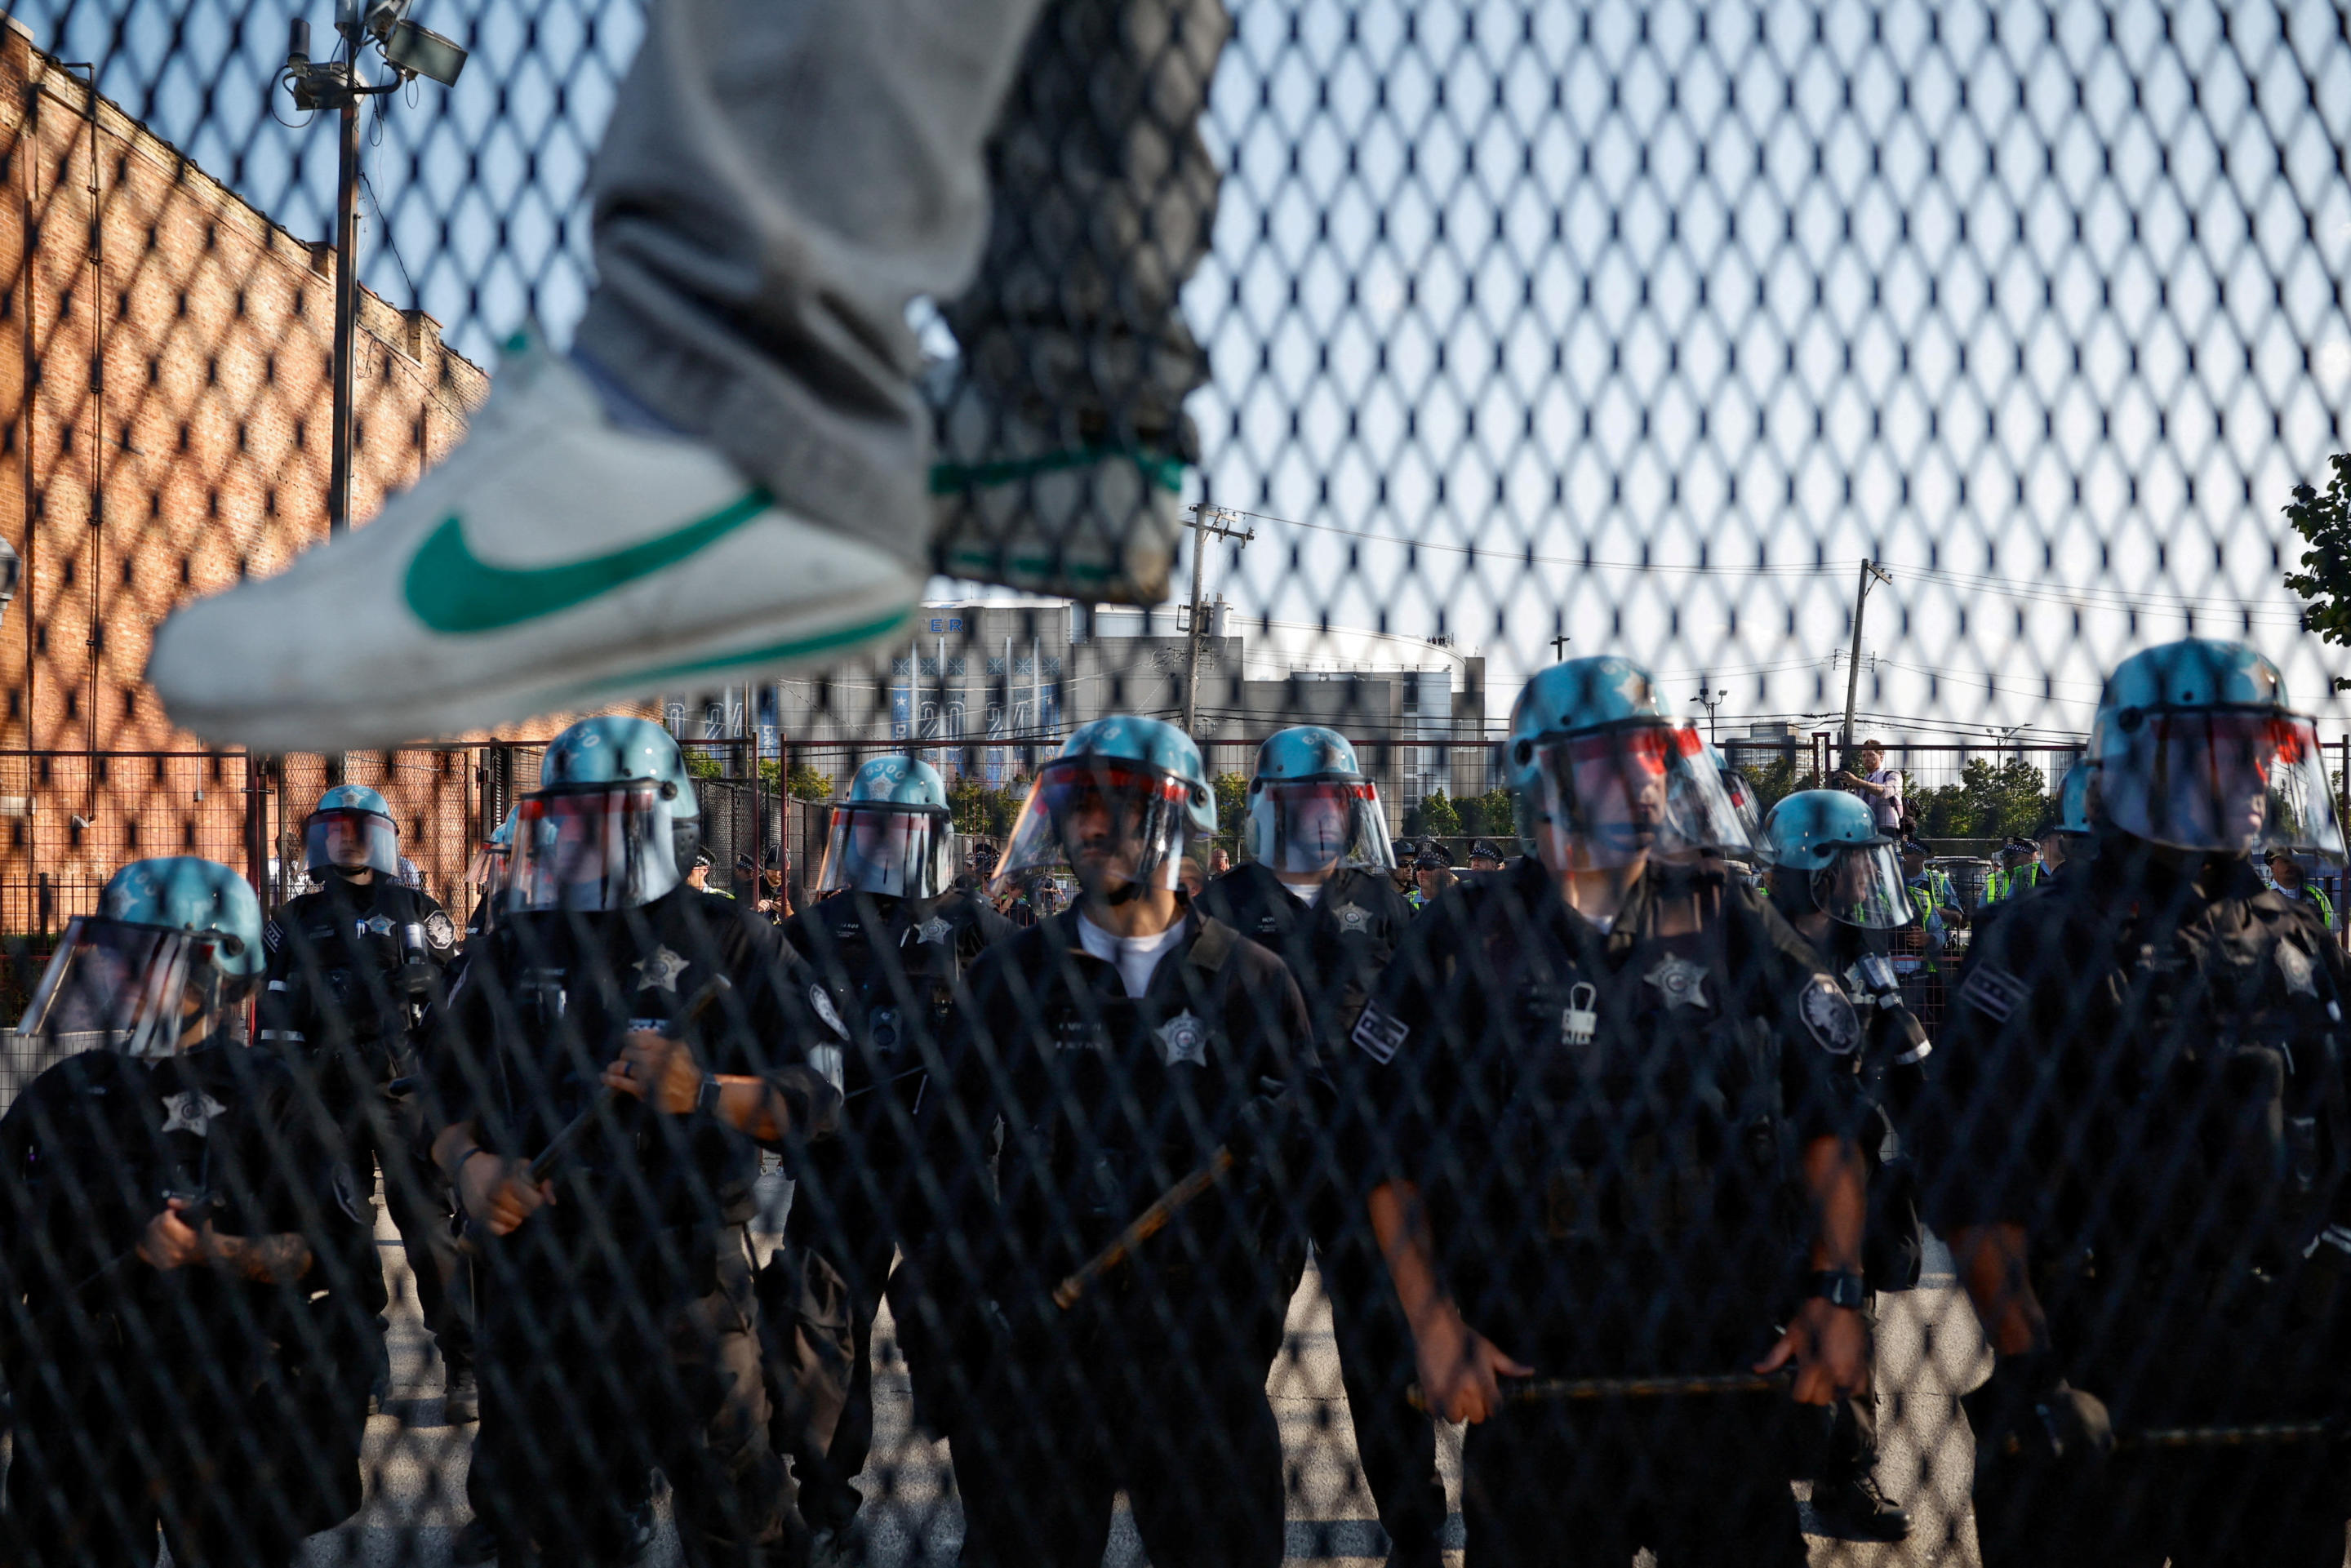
926, 362, 1185, 604
147, 340, 921, 752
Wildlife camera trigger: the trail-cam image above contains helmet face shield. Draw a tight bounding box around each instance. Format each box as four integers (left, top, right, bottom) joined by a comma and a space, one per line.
991, 757, 1196, 897
2102, 710, 2347, 862
816, 804, 954, 899
21, 917, 213, 1057
305, 808, 400, 876
1251, 779, 1393, 874
1719, 766, 1763, 843
1528, 722, 1756, 870
1811, 842, 1915, 929
513, 782, 684, 912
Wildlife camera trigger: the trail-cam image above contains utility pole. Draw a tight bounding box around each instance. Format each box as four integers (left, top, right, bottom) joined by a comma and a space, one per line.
282, 2, 467, 536
1841, 560, 1893, 757
1551, 633, 1573, 662
1181, 503, 1254, 735
1691, 686, 1726, 744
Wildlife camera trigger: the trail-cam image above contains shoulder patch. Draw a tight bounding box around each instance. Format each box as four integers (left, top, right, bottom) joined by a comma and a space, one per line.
1958, 962, 2031, 1022
1353, 1002, 1410, 1064
1798, 975, 1861, 1056
264, 919, 283, 953
423, 910, 459, 952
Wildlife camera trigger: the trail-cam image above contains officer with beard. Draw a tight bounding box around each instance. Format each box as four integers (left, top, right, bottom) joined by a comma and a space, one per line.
1922, 639, 2351, 1567
0, 858, 381, 1566
1758, 789, 1933, 1543
773, 753, 1013, 1561
424, 716, 844, 1566
1354, 657, 1872, 1566
260, 784, 469, 1417
916, 716, 1321, 1568
1197, 725, 1443, 1568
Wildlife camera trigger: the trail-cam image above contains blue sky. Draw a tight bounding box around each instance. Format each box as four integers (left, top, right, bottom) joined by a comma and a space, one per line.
28, 0, 2351, 739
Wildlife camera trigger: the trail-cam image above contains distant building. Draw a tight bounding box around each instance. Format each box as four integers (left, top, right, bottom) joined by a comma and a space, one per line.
755, 597, 1489, 830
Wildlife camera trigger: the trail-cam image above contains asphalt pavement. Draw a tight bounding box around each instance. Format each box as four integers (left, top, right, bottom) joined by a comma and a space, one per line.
316, 1201, 2011, 1566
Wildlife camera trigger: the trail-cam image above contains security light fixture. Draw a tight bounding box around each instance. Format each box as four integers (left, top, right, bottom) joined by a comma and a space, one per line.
383, 18, 466, 86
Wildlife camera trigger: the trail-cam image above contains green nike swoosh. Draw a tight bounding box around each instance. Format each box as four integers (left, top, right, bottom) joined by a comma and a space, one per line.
402, 488, 776, 633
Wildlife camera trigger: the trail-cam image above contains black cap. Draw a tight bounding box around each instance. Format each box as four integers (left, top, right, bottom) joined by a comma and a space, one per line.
2266, 846, 2298, 864
1469, 839, 1505, 862
1415, 845, 1453, 869
1900, 839, 1929, 857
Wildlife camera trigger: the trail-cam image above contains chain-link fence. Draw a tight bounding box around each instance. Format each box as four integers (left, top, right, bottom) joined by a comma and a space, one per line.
2, 0, 2351, 1563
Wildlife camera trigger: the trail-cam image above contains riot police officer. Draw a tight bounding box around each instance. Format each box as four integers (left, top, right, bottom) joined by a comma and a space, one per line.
774, 754, 1013, 1557
0, 858, 382, 1566
1354, 657, 1872, 1566
1197, 725, 1445, 1568
423, 717, 844, 1566
1922, 638, 2351, 1567
1758, 789, 1933, 1543
260, 784, 470, 1417
917, 716, 1320, 1568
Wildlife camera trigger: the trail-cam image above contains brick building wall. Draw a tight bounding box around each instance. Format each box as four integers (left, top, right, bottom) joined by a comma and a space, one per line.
0, 21, 647, 931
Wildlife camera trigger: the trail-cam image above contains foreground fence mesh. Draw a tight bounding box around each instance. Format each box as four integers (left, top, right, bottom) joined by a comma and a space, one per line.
0, 0, 2347, 1564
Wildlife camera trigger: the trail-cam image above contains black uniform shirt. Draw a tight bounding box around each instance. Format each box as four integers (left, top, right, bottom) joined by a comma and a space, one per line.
261, 873, 459, 1075
427, 888, 842, 1237
924, 907, 1319, 1306
1197, 861, 1415, 1048
1918, 844, 2351, 1415
0, 1042, 385, 1352
783, 887, 1015, 1245
1350, 855, 1869, 1373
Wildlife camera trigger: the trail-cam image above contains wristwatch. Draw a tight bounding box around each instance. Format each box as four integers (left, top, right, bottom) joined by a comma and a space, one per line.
1807, 1268, 1867, 1310
695, 1072, 725, 1118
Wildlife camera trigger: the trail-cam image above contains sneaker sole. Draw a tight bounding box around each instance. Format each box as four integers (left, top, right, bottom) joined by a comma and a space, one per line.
165, 584, 918, 753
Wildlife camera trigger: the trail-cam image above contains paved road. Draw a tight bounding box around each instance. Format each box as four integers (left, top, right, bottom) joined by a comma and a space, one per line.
315, 1202, 2002, 1566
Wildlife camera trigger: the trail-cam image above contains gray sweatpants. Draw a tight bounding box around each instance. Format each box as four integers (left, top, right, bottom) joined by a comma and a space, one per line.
576, 0, 1228, 570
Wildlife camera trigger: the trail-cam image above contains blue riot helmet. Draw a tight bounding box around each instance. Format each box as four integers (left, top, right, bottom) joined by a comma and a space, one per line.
1760, 789, 1913, 929
512, 717, 702, 911
304, 783, 400, 877
1506, 657, 1755, 872
2055, 763, 2095, 837
993, 717, 1218, 897
1244, 726, 1395, 875
1704, 740, 1764, 845
2089, 638, 2346, 862
22, 857, 266, 1055
815, 755, 958, 899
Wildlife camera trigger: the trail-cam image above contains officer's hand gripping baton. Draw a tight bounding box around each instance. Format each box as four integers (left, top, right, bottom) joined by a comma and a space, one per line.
456, 975, 733, 1253
522, 974, 735, 1182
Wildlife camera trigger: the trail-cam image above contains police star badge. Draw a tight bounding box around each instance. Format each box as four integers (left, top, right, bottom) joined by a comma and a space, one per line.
2277, 939, 2320, 998
160, 1089, 228, 1137
358, 913, 396, 939
633, 945, 690, 993
1156, 1010, 1210, 1068
1644, 953, 1711, 1011
915, 916, 953, 946
1798, 975, 1862, 1056
1335, 904, 1371, 932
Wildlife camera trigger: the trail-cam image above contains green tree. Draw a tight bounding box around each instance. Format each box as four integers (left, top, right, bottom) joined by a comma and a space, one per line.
947, 777, 1027, 839
784, 760, 834, 802
1211, 771, 1253, 860
2284, 453, 2351, 688
1909, 758, 2052, 842
1460, 786, 1517, 840
1418, 788, 1463, 838
683, 747, 722, 782
1735, 756, 1817, 814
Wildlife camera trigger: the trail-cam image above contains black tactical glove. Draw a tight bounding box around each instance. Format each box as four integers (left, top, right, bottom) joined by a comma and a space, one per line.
1971, 1349, 2113, 1464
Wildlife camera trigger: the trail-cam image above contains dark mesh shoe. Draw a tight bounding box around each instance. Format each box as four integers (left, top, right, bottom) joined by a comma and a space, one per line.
1811, 1473, 1913, 1542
